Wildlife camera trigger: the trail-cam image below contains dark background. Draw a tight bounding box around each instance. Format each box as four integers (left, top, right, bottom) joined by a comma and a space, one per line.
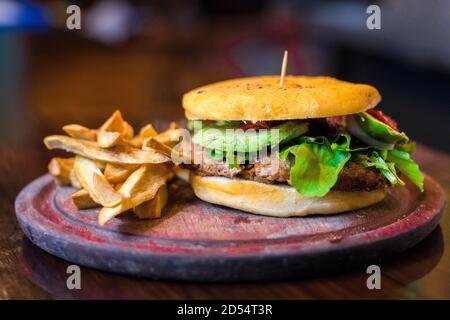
0, 0, 449, 151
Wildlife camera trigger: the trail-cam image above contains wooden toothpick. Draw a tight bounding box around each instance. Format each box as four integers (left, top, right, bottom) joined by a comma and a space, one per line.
279, 50, 288, 87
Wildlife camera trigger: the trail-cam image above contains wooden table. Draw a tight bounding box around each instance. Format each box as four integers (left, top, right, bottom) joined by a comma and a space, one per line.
0, 32, 449, 299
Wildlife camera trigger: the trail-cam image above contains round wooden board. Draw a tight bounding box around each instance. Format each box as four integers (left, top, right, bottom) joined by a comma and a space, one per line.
15, 174, 445, 282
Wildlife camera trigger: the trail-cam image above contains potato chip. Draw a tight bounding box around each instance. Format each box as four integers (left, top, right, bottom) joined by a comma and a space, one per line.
94, 160, 106, 171
44, 135, 169, 164
71, 189, 99, 209
46, 111, 177, 225
99, 110, 126, 133
154, 127, 183, 146
143, 137, 172, 157
98, 164, 170, 225
128, 124, 158, 148
98, 110, 134, 138
48, 157, 74, 185
114, 182, 124, 190
133, 184, 167, 219
97, 131, 121, 148
92, 171, 124, 207
169, 122, 180, 130
62, 124, 97, 141
139, 124, 158, 137
74, 156, 123, 207
69, 169, 82, 189
128, 137, 143, 148
143, 137, 188, 164
104, 163, 139, 184
123, 121, 134, 139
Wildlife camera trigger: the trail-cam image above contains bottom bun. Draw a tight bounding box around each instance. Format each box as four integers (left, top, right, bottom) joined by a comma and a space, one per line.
190, 174, 387, 217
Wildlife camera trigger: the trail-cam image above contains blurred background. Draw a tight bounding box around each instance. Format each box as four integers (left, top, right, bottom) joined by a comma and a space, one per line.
0, 0, 449, 152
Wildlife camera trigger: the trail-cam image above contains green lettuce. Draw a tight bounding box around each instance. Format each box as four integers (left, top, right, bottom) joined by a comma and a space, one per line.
280, 132, 424, 197
279, 134, 351, 197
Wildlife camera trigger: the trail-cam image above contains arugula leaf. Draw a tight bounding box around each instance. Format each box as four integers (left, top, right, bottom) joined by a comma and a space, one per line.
192, 121, 308, 153
280, 135, 350, 197
355, 112, 409, 144
353, 148, 424, 191
387, 149, 424, 191
353, 152, 404, 186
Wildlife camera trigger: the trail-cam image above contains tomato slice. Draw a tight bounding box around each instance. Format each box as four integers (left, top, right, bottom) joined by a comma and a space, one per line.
367, 109, 399, 131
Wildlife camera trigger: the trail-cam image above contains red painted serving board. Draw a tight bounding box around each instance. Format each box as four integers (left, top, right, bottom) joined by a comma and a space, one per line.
15, 174, 445, 281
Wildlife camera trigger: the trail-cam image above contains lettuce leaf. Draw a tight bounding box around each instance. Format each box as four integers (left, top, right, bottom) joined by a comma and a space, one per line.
387, 149, 424, 191
192, 121, 308, 153
281, 132, 424, 197
280, 135, 351, 197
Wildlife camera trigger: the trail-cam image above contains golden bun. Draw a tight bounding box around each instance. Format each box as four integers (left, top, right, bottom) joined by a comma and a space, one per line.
183, 76, 381, 121
190, 174, 386, 217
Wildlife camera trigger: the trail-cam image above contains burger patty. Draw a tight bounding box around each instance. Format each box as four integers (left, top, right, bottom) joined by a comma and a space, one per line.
184, 148, 387, 192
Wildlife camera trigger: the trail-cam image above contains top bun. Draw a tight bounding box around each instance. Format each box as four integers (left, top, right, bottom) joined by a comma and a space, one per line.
183, 76, 381, 121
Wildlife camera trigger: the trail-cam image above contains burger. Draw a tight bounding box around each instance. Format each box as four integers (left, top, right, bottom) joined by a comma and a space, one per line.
179, 76, 423, 217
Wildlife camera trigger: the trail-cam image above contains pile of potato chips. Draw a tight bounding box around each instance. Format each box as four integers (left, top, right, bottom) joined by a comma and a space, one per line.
44, 110, 182, 225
